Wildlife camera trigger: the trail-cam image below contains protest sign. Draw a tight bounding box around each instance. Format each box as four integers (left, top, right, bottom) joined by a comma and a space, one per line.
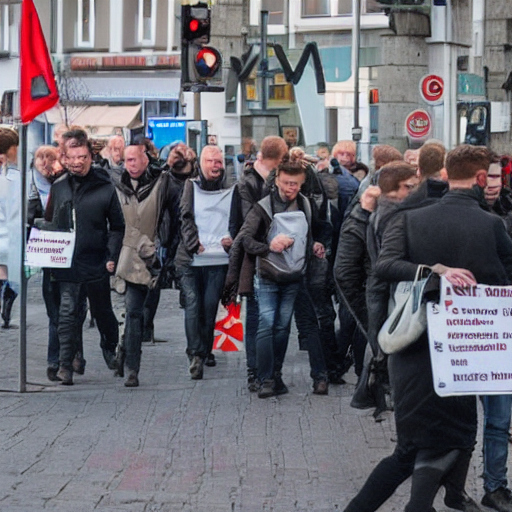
427, 276, 512, 396
25, 227, 75, 268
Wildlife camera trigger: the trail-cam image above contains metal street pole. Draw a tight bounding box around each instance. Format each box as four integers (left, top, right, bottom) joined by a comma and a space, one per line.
351, 0, 362, 151
18, 123, 28, 393
258, 10, 269, 112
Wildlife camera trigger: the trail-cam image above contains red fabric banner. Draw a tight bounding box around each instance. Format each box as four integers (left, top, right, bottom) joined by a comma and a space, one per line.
214, 303, 244, 352
20, 0, 59, 124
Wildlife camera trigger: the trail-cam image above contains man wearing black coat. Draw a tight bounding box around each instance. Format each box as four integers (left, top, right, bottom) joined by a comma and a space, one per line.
344, 145, 512, 512
44, 129, 125, 385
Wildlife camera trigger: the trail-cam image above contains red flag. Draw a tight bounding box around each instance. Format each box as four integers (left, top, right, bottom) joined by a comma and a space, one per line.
19, 0, 59, 124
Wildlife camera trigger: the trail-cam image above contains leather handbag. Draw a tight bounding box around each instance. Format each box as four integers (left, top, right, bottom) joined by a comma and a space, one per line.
378, 264, 432, 355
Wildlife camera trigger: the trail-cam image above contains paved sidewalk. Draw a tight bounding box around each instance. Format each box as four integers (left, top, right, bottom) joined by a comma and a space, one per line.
0, 273, 490, 511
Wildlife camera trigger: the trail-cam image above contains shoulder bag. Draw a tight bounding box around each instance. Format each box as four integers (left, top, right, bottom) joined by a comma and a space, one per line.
378, 264, 432, 355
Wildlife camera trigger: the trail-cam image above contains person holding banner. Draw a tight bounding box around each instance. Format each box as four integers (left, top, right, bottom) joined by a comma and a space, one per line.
344, 144, 512, 512
44, 129, 125, 386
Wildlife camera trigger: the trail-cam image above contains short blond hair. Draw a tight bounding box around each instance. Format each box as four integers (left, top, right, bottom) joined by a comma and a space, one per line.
332, 140, 356, 159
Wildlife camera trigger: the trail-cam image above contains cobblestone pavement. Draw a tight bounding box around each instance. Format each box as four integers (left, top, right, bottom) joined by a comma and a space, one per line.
0, 273, 491, 511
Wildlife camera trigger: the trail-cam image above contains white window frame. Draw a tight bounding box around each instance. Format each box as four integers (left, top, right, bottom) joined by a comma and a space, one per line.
250, 0, 286, 35
290, 0, 387, 32
77, 0, 95, 48
138, 0, 157, 46
0, 5, 9, 53
300, 0, 384, 18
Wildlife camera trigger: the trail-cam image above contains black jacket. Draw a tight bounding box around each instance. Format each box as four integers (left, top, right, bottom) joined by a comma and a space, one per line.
334, 203, 371, 329
238, 162, 271, 219
375, 189, 512, 450
44, 166, 125, 282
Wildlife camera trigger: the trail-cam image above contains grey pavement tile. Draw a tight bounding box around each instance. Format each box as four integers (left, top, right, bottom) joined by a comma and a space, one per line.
0, 277, 491, 512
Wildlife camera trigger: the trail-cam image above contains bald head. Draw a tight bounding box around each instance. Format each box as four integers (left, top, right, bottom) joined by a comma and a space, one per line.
124, 144, 149, 179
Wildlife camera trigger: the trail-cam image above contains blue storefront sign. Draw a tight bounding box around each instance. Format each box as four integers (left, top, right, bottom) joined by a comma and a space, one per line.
146, 118, 187, 149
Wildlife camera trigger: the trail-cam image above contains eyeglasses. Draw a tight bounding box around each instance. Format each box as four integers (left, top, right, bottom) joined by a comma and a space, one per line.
66, 154, 90, 162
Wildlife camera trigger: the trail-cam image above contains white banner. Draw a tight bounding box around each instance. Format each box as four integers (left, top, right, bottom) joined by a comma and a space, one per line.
25, 227, 75, 268
427, 277, 512, 397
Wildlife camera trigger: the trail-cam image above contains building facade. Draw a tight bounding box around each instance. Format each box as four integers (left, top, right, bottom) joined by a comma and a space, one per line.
0, 1, 510, 158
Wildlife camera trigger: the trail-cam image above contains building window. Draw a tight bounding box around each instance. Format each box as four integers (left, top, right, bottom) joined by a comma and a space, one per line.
301, 0, 384, 16
0, 5, 8, 53
78, 0, 94, 47
262, 0, 284, 25
138, 0, 156, 45
302, 0, 329, 16
337, 0, 352, 15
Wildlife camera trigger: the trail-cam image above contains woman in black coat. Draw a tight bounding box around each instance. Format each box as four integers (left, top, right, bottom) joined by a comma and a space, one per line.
344, 145, 512, 512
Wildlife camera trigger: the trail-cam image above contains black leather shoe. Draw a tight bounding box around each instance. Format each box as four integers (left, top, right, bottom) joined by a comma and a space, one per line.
482, 487, 512, 512
204, 353, 216, 367
57, 366, 73, 385
189, 356, 203, 380
47, 366, 61, 382
102, 348, 118, 370
258, 379, 275, 399
274, 372, 288, 395
72, 353, 86, 375
445, 490, 482, 511
124, 370, 139, 388
313, 380, 329, 395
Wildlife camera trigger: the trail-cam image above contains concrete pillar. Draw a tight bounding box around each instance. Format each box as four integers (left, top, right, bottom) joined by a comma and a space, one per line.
377, 32, 428, 151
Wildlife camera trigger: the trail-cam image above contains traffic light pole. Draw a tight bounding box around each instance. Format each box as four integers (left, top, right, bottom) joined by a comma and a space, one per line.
258, 10, 271, 112
194, 91, 201, 121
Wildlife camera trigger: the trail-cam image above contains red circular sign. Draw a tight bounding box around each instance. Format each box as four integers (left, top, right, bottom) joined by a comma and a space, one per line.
420, 74, 444, 104
405, 109, 432, 139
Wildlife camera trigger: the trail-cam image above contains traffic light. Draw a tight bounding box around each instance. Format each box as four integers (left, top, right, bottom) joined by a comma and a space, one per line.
181, 3, 224, 92
182, 2, 211, 43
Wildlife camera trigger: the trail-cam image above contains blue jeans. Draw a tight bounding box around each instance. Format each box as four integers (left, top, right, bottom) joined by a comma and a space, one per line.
254, 276, 300, 382
481, 394, 512, 492
244, 294, 258, 372
181, 265, 227, 358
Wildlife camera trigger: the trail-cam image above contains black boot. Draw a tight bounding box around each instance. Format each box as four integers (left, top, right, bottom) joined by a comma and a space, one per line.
1, 283, 17, 329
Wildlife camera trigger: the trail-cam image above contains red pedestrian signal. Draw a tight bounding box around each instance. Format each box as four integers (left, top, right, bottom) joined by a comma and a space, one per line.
195, 47, 221, 78
189, 19, 199, 33
182, 2, 210, 43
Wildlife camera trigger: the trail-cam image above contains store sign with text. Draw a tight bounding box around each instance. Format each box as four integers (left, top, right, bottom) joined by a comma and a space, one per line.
427, 277, 512, 396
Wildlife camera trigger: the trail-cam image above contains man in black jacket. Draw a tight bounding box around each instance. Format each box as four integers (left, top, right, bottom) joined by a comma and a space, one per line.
44, 129, 125, 385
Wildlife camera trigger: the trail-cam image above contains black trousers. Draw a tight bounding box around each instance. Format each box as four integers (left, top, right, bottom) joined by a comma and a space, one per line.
343, 443, 472, 512
58, 275, 118, 369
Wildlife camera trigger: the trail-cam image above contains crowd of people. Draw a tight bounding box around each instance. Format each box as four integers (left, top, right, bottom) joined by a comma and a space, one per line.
1, 123, 512, 511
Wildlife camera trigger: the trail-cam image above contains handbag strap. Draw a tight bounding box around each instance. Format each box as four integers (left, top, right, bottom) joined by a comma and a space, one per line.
414, 264, 431, 283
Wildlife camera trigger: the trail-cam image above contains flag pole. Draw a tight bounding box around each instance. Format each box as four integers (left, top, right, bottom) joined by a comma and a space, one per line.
18, 122, 28, 393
